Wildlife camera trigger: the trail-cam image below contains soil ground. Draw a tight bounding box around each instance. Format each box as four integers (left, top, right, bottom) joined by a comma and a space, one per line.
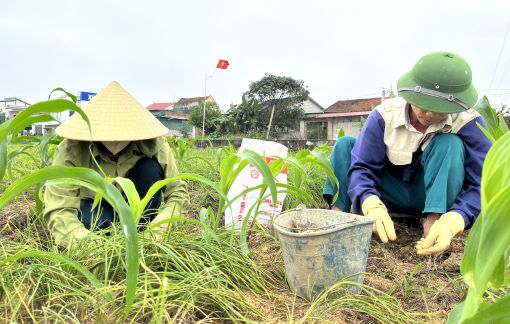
1, 194, 466, 323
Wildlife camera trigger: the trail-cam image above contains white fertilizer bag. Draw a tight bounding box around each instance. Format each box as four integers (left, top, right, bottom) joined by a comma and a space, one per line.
225, 139, 288, 230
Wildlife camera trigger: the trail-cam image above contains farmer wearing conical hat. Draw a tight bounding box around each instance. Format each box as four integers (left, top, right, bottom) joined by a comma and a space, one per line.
44, 81, 190, 247
323, 52, 492, 255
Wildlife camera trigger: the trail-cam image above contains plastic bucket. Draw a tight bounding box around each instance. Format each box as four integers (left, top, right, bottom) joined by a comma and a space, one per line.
274, 205, 376, 299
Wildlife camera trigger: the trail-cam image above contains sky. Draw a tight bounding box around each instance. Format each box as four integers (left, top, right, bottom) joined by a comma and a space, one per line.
2, 0, 510, 112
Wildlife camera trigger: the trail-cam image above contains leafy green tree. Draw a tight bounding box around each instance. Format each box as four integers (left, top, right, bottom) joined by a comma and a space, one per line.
244, 73, 309, 131
0, 112, 7, 124
228, 95, 267, 133
212, 114, 238, 136
187, 101, 222, 135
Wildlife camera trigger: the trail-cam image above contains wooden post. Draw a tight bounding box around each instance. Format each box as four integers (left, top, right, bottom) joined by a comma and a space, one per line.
266, 105, 275, 140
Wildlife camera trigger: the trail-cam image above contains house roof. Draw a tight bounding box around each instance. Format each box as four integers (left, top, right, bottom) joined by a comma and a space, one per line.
177, 95, 214, 103
325, 97, 381, 113
146, 102, 174, 111
316, 111, 372, 118
307, 96, 324, 110
165, 111, 190, 119
0, 97, 31, 106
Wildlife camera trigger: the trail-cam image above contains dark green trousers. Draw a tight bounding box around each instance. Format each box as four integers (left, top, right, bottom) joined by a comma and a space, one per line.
323, 134, 465, 215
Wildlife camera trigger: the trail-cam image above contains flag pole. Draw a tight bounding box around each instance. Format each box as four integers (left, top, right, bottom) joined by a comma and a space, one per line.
202, 68, 216, 136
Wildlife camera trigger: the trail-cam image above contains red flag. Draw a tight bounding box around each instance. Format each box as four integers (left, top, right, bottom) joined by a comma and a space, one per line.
216, 59, 229, 69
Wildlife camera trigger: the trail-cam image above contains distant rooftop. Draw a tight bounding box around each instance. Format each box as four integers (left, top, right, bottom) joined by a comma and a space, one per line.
146, 102, 174, 111
325, 97, 381, 113
177, 95, 214, 103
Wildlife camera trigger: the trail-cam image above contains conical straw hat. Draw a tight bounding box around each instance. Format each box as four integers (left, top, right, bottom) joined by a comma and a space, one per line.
56, 81, 169, 141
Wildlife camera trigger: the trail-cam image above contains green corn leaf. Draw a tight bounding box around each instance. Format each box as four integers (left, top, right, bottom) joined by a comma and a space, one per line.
474, 96, 498, 138
177, 138, 186, 159
40, 128, 57, 166
461, 186, 510, 320
174, 156, 191, 168
219, 153, 242, 192
0, 99, 91, 144
216, 147, 223, 167
0, 166, 138, 317
481, 132, 510, 209
446, 301, 465, 324
295, 149, 311, 160
0, 118, 14, 134
462, 132, 510, 293
497, 127, 505, 140
139, 174, 230, 213
35, 182, 44, 215
283, 156, 305, 172
499, 114, 509, 134
267, 157, 286, 177
276, 183, 319, 208
10, 115, 56, 142
487, 254, 506, 290
114, 177, 142, 221
237, 149, 278, 212
338, 127, 345, 139
0, 251, 112, 302
461, 211, 482, 287
299, 155, 340, 204
462, 297, 510, 324
0, 137, 7, 182
190, 135, 212, 148
48, 87, 78, 103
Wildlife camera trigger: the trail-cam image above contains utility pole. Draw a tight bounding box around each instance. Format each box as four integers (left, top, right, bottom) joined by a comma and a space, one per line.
266, 105, 275, 140
381, 88, 386, 104
202, 72, 214, 135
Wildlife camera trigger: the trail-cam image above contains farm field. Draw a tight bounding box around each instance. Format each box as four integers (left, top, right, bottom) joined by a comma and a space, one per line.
0, 143, 470, 324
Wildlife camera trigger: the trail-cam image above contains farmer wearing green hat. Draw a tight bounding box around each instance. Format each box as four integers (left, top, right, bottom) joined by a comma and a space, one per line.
323, 51, 492, 255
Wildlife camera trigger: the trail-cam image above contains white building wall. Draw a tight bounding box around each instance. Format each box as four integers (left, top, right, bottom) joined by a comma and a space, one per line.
301, 98, 323, 115
334, 116, 364, 138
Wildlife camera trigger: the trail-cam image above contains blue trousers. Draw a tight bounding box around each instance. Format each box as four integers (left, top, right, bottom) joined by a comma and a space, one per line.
79, 157, 164, 232
323, 134, 465, 215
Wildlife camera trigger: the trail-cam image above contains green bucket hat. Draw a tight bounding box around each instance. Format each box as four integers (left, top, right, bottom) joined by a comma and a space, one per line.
397, 51, 478, 114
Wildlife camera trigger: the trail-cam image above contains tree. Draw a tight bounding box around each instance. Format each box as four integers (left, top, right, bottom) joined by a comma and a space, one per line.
187, 101, 222, 135
228, 95, 267, 133
244, 73, 309, 131
0, 112, 7, 124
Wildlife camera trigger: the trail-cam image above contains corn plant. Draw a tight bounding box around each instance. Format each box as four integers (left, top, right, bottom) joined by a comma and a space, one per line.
0, 88, 86, 214
167, 136, 214, 170
474, 95, 509, 143
446, 132, 510, 324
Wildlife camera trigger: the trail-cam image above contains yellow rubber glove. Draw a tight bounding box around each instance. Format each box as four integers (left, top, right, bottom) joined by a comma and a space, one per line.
362, 195, 396, 243
415, 211, 464, 255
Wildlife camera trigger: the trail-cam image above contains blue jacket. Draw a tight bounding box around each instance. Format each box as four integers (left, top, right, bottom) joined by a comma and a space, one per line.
348, 98, 492, 228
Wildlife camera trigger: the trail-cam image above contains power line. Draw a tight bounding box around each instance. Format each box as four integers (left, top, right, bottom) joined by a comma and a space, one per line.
497, 55, 510, 90
488, 20, 510, 94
